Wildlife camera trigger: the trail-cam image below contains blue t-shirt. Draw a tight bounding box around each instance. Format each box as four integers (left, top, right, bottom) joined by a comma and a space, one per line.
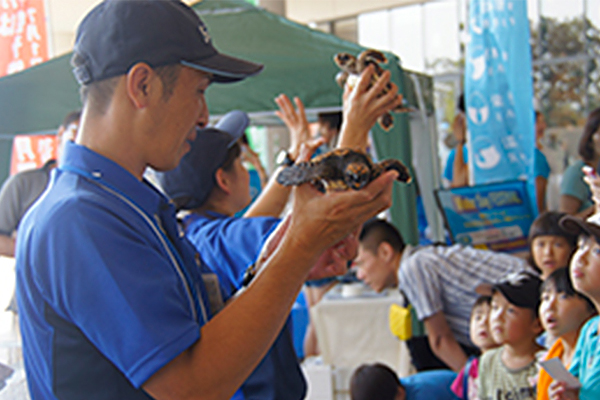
400, 370, 460, 400
183, 212, 279, 296
182, 211, 307, 400
560, 160, 593, 212
443, 146, 468, 183
533, 148, 551, 179
569, 315, 600, 400
17, 142, 209, 400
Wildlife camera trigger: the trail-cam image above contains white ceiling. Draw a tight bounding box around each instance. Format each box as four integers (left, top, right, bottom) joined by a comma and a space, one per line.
44, 0, 427, 57
284, 0, 429, 24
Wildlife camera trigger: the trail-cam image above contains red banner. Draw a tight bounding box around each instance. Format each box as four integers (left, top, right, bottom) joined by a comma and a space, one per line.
0, 0, 49, 77
10, 134, 57, 174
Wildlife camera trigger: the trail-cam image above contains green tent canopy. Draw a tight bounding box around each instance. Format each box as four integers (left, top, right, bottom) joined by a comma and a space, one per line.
0, 0, 427, 243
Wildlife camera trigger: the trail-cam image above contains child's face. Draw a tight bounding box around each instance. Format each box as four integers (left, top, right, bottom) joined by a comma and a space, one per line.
571, 235, 600, 302
469, 302, 497, 351
539, 283, 592, 339
531, 235, 573, 279
490, 291, 542, 346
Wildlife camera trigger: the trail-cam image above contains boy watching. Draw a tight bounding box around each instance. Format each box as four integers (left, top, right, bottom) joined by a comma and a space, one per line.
451, 295, 499, 400
477, 272, 545, 400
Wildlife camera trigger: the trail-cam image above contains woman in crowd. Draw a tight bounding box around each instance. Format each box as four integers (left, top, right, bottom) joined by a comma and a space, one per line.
559, 107, 600, 218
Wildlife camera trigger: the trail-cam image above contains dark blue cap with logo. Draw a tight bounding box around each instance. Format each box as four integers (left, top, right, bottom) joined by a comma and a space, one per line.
72, 0, 263, 84
156, 110, 250, 210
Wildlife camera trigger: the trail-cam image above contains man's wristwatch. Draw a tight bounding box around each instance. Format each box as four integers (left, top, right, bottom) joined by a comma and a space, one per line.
276, 149, 295, 167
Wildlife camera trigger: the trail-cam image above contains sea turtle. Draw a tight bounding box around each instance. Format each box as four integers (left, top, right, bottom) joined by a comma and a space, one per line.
276, 148, 411, 193
334, 49, 413, 131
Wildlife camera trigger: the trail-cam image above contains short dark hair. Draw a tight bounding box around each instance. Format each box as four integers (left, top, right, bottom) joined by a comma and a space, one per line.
457, 93, 465, 113
359, 219, 405, 255
350, 363, 401, 400
317, 111, 343, 132
578, 107, 600, 162
542, 267, 597, 314
472, 295, 492, 313
219, 142, 242, 173
73, 53, 182, 115
61, 110, 81, 129
528, 211, 578, 248
528, 211, 578, 272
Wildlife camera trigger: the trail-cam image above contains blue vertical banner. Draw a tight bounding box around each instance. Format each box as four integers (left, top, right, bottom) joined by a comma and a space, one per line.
465, 0, 534, 187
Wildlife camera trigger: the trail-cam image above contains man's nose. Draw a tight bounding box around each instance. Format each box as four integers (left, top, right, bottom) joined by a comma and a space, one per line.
196, 101, 209, 128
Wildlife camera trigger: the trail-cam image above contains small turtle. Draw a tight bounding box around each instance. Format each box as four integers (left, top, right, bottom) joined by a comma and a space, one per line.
334, 49, 413, 131
276, 148, 411, 193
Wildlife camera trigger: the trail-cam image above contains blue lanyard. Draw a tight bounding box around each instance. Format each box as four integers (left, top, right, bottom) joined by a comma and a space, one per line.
59, 164, 207, 323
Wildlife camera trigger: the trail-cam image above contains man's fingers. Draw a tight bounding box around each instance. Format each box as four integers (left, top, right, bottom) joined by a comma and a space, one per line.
367, 69, 393, 100
297, 138, 326, 162
355, 64, 375, 94
293, 97, 307, 124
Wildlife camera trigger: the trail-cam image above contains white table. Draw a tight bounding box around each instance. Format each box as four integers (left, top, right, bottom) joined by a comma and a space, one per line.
310, 287, 413, 377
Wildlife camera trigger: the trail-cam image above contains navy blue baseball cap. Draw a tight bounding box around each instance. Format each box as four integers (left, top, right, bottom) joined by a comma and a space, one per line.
156, 110, 250, 210
72, 0, 263, 85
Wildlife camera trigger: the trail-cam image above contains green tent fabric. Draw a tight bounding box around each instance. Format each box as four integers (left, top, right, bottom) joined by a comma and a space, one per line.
0, 0, 419, 243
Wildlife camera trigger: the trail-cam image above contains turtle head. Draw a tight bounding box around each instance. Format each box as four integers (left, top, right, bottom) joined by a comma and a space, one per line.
344, 162, 371, 190
334, 53, 357, 73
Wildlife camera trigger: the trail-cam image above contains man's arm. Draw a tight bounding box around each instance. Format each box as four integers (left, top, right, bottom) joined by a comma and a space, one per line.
450, 113, 468, 188
143, 69, 400, 400
338, 65, 404, 151
535, 175, 548, 213
0, 234, 15, 258
244, 94, 313, 218
423, 311, 468, 372
559, 194, 595, 219
451, 143, 469, 188
143, 171, 397, 400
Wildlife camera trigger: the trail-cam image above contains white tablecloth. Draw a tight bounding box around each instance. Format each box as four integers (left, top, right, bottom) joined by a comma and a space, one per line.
310, 288, 412, 377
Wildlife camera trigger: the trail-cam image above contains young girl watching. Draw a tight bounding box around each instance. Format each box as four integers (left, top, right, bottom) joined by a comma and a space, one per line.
528, 212, 578, 280
537, 267, 596, 400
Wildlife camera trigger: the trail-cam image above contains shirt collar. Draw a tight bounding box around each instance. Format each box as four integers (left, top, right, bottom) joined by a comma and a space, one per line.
60, 141, 169, 215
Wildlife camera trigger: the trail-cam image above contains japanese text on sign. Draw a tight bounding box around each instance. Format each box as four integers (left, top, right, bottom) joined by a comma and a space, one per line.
0, 0, 48, 77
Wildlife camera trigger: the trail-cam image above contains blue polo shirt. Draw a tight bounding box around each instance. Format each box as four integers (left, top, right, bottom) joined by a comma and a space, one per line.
16, 142, 211, 400
182, 212, 307, 400
569, 315, 600, 400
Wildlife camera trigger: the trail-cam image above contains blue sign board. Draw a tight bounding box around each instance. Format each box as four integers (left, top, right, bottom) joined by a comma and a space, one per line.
435, 180, 535, 254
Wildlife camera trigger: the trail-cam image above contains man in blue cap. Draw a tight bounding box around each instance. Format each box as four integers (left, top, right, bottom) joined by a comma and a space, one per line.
16, 1, 402, 399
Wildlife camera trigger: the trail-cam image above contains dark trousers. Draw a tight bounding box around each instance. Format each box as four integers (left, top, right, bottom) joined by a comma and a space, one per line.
406, 336, 480, 372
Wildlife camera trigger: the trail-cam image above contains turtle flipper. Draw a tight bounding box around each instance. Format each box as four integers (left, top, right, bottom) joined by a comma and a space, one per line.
372, 159, 412, 183
335, 71, 349, 88
357, 49, 388, 70
378, 112, 394, 131
276, 163, 313, 186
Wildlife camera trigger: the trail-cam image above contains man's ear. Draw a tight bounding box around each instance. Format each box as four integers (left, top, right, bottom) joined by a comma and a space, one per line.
126, 63, 155, 109
377, 242, 395, 262
214, 168, 232, 195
